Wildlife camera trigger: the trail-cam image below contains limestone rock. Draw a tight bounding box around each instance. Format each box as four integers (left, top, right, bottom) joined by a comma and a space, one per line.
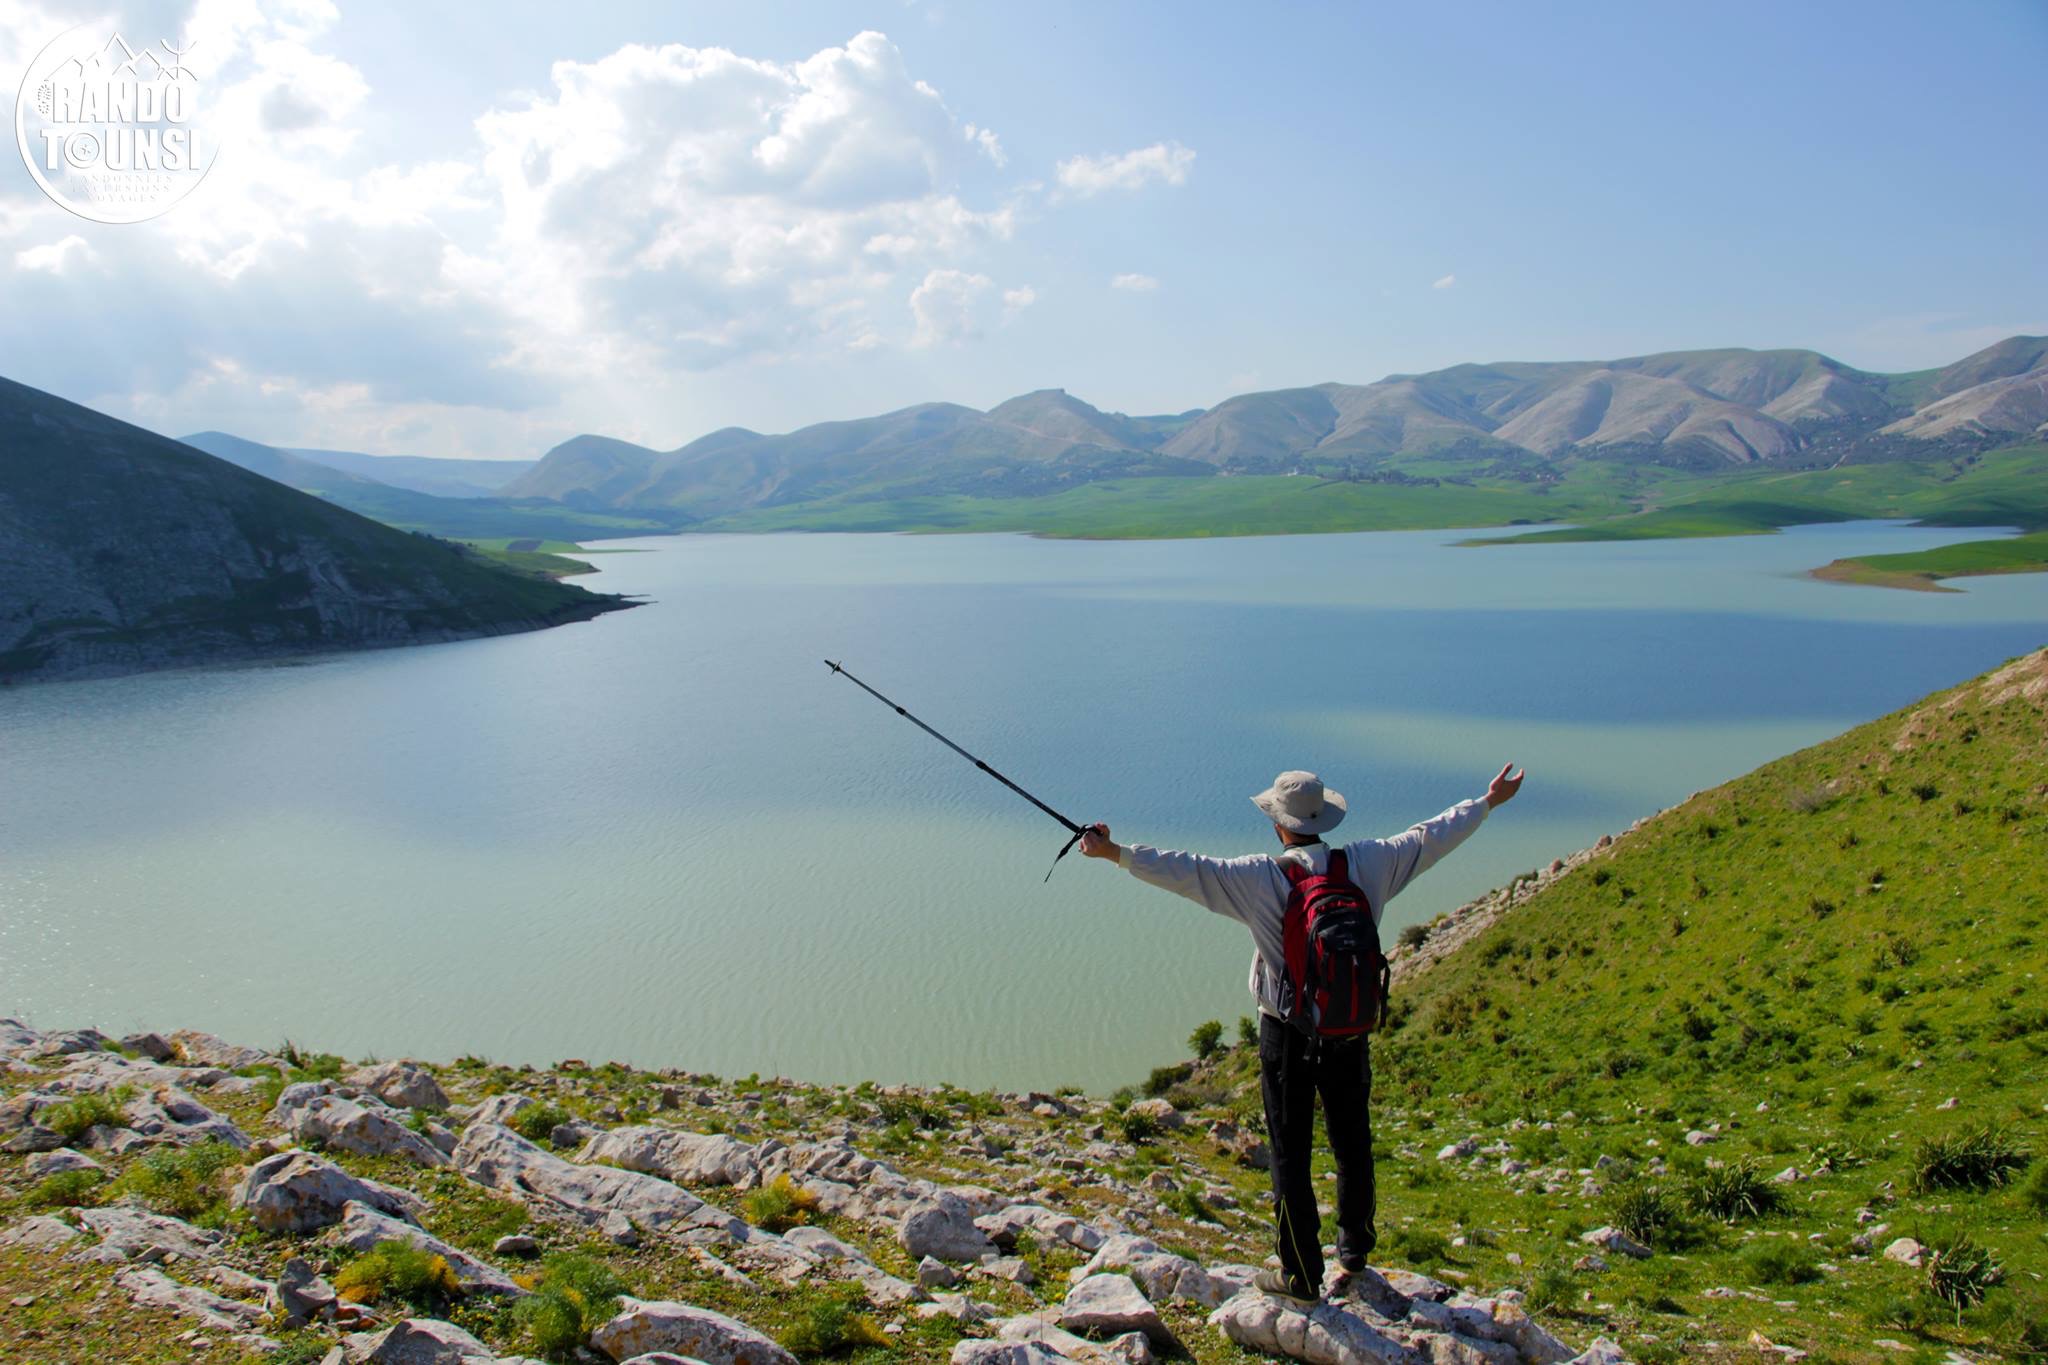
899, 1192, 996, 1262
953, 1343, 1074, 1365
578, 1126, 761, 1187
123, 1085, 252, 1149
336, 1317, 498, 1363
1577, 1227, 1650, 1259
269, 1255, 339, 1326
166, 1029, 278, 1070
27, 1027, 112, 1058
288, 1095, 448, 1167
918, 1255, 959, 1289
1075, 1234, 1222, 1307
1882, 1238, 1924, 1267
918, 1293, 1000, 1324
114, 1265, 265, 1331
465, 1094, 536, 1129
1126, 1098, 1184, 1130
455, 1122, 746, 1241
976, 1202, 1107, 1253
1061, 1273, 1176, 1347
120, 1032, 175, 1061
591, 1298, 799, 1365
0, 1214, 83, 1251
233, 1150, 425, 1234
1210, 1292, 1422, 1365
1335, 1266, 1412, 1320
1565, 1339, 1630, 1365
25, 1148, 102, 1178
348, 1061, 450, 1110
332, 1200, 526, 1296
0, 1018, 40, 1055
76, 1205, 224, 1263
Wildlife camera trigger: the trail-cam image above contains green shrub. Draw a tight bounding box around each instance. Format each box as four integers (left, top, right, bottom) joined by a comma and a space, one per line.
1143, 1063, 1192, 1096
1912, 1126, 2029, 1192
509, 1104, 574, 1145
1390, 1226, 1450, 1267
1603, 1181, 1683, 1249
514, 1252, 628, 1357
109, 1140, 240, 1223
1975, 1291, 2048, 1361
39, 1090, 130, 1142
1742, 1239, 1821, 1286
780, 1286, 890, 1357
1397, 922, 1430, 950
1924, 1230, 2003, 1319
2020, 1161, 2048, 1216
1237, 1016, 1258, 1046
333, 1240, 461, 1311
1683, 1158, 1785, 1223
1164, 1186, 1214, 1223
1116, 1110, 1160, 1145
1523, 1261, 1575, 1314
26, 1168, 106, 1209
744, 1175, 819, 1232
1188, 1020, 1224, 1059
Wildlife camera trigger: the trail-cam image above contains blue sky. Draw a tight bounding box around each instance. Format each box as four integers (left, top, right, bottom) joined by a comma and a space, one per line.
3, 0, 2044, 457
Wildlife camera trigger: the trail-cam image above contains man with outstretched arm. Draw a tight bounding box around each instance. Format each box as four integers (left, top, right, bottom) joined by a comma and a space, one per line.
1079, 763, 1524, 1304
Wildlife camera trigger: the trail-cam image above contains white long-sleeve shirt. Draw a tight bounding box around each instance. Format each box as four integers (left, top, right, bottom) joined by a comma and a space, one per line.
1117, 797, 1491, 1018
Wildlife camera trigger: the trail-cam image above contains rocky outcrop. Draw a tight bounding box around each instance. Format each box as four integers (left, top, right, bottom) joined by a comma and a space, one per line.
332, 1200, 526, 1296
455, 1122, 746, 1241
286, 1094, 449, 1166
233, 1150, 426, 1233
590, 1299, 800, 1365
900, 1192, 998, 1262
115, 1264, 266, 1332
347, 1061, 451, 1110
332, 1317, 503, 1363
576, 1125, 761, 1186
1061, 1273, 1177, 1346
75, 1204, 225, 1263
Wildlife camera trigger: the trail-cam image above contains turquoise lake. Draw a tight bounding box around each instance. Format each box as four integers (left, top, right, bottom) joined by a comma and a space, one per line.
3, 522, 2045, 1090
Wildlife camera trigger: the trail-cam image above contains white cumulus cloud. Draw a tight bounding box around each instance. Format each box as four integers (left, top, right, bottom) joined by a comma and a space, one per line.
1111, 272, 1159, 292
14, 234, 94, 274
1056, 141, 1194, 196
1433, 273, 1457, 290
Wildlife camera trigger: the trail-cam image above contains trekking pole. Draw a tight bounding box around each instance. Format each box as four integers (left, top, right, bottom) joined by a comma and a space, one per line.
824, 660, 1093, 881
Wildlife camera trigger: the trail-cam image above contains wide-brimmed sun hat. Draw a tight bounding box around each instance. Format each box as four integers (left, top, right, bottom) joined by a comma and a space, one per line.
1251, 770, 1347, 835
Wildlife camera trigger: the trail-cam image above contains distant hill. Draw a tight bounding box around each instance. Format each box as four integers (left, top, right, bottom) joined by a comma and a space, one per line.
498, 337, 2047, 524
2, 380, 634, 682
180, 431, 680, 543
282, 446, 536, 499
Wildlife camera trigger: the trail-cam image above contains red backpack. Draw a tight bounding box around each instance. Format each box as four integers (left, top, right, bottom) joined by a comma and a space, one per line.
1279, 849, 1390, 1038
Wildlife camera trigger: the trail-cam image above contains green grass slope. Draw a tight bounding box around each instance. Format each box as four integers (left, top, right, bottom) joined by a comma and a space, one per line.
1815, 532, 2048, 592
0, 377, 636, 682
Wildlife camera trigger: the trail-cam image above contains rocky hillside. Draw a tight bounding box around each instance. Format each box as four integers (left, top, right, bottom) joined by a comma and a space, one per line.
0, 1021, 1621, 1365
485, 338, 2048, 522
0, 378, 635, 683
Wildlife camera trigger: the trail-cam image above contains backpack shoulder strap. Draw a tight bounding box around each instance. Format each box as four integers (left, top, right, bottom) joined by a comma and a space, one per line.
1327, 848, 1350, 884
1279, 854, 1313, 888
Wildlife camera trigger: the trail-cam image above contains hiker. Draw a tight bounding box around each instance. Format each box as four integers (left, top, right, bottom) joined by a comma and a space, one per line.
1079, 763, 1523, 1303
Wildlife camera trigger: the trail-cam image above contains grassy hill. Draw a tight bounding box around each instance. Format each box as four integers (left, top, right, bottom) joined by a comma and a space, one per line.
0, 378, 636, 682
1304, 646, 2043, 1359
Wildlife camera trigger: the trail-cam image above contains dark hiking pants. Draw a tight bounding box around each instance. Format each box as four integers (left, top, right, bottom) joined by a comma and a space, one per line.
1259, 1013, 1375, 1292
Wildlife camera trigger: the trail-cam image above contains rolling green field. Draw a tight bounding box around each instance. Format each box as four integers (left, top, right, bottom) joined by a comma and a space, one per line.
1814, 532, 2048, 593
1470, 446, 2048, 545
703, 463, 1679, 539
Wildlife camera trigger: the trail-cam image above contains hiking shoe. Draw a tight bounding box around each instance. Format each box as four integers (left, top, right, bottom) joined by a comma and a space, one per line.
1254, 1269, 1319, 1305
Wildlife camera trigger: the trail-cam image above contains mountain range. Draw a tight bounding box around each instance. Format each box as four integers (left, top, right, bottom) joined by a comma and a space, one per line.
490, 336, 2048, 522
0, 378, 632, 682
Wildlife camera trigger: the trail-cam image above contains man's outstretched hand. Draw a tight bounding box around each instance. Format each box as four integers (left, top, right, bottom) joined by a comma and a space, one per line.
1079, 823, 1121, 861
1486, 763, 1525, 809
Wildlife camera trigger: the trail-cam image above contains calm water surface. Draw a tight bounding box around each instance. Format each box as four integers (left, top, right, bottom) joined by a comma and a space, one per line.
3, 523, 2044, 1089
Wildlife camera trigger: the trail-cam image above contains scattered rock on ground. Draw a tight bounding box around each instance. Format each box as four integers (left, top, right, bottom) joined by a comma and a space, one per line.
332, 1200, 527, 1296
1061, 1273, 1178, 1348
590, 1298, 800, 1365
899, 1192, 996, 1262
233, 1150, 425, 1234
347, 1060, 451, 1110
